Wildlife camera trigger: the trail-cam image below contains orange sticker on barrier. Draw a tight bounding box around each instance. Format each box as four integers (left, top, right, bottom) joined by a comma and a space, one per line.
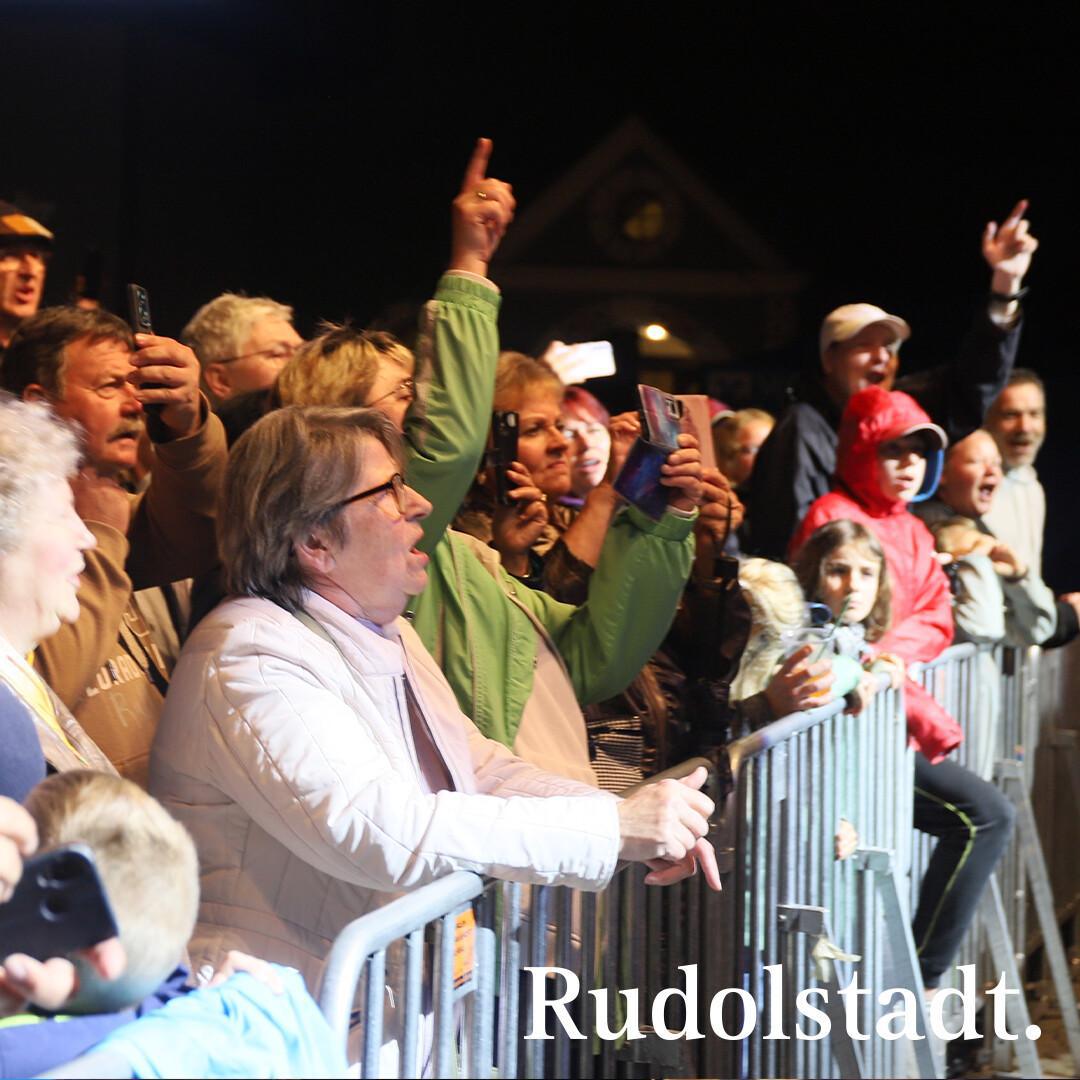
453, 908, 476, 989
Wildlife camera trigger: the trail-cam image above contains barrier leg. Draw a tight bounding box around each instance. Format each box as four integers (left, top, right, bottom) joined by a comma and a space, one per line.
997, 758, 1080, 1072
776, 903, 863, 1079
977, 874, 1043, 1078
854, 847, 942, 1080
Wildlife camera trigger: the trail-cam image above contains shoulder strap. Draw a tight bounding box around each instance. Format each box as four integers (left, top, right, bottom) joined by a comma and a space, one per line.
293, 608, 350, 665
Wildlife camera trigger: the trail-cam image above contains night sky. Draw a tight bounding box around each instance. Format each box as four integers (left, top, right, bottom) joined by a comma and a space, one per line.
4, 3, 1077, 585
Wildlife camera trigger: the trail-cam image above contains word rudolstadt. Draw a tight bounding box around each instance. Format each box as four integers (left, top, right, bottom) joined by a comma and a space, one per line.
524, 963, 1041, 1044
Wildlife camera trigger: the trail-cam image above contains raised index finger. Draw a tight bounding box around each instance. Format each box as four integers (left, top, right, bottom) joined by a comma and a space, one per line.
1002, 198, 1028, 227
462, 137, 493, 191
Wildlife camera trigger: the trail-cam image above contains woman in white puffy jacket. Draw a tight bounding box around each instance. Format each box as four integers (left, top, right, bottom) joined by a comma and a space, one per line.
150, 406, 718, 1013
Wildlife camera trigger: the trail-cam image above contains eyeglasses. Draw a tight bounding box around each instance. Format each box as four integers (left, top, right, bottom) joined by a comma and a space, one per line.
331, 473, 408, 516
216, 343, 299, 366
365, 377, 416, 408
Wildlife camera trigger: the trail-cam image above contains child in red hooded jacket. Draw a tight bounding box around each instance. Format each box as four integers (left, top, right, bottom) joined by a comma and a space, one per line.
791, 385, 1015, 992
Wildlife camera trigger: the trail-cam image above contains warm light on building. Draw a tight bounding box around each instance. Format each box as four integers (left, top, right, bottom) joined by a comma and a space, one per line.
642, 323, 669, 342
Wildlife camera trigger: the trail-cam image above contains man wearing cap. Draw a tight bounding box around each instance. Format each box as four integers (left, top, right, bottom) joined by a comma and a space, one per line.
748, 200, 1038, 560
0, 201, 53, 349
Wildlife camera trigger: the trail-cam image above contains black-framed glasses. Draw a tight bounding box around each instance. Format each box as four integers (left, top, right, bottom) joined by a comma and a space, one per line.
331, 473, 408, 516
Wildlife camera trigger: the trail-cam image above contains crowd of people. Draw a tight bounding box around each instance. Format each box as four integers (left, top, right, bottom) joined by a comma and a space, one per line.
0, 142, 1074, 1072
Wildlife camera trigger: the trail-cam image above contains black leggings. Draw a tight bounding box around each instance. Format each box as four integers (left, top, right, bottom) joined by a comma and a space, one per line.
912, 753, 1016, 988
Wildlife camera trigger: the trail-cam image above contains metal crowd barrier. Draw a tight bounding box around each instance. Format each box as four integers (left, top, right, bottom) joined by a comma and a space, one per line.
319, 683, 928, 1079
49, 645, 1076, 1079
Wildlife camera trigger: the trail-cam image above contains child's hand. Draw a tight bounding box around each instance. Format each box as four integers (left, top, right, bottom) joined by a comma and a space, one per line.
872, 653, 905, 690
844, 671, 880, 714
834, 818, 859, 861
765, 645, 834, 716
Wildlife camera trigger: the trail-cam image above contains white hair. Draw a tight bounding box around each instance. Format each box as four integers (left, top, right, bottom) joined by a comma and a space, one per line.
0, 394, 82, 556
182, 292, 295, 367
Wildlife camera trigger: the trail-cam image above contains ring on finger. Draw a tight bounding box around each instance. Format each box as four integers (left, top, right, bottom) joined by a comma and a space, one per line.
476, 190, 490, 200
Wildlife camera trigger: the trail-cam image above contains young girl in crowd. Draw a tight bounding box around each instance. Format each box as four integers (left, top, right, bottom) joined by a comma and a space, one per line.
794, 520, 906, 714
790, 385, 1016, 993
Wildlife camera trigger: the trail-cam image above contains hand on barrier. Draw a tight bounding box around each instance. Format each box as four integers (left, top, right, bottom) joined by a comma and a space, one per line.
844, 671, 880, 715
660, 433, 703, 511
617, 766, 721, 890
765, 644, 834, 716
834, 817, 859, 861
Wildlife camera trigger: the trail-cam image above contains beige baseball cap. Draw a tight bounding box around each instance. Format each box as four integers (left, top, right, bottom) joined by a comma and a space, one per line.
819, 303, 910, 357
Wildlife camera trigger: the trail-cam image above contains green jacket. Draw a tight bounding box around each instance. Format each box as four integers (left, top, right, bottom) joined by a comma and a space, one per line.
404, 272, 695, 747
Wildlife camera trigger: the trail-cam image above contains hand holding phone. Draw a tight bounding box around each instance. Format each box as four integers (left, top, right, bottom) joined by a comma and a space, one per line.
0, 844, 118, 963
488, 411, 519, 507
127, 282, 164, 419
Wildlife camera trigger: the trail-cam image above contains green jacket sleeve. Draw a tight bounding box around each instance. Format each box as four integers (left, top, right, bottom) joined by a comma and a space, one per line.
510, 504, 696, 706
405, 272, 501, 553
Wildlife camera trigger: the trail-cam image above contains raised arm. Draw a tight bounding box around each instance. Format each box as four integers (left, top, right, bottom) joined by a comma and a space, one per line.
901, 200, 1038, 439
405, 138, 516, 549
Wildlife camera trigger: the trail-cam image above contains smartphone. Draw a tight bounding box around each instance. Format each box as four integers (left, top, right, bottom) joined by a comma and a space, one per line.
0, 844, 119, 962
127, 282, 164, 417
126, 283, 153, 335
638, 385, 685, 450
488, 411, 519, 507
612, 437, 671, 520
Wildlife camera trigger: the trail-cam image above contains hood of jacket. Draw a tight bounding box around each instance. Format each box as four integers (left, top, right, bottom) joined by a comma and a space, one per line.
836, 386, 944, 515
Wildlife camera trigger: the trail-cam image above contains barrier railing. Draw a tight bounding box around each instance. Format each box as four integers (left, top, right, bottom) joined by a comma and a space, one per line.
44, 644, 1080, 1078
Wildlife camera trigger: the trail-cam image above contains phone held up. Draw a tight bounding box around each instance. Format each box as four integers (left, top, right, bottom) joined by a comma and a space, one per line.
613, 385, 687, 520
126, 282, 164, 419
0, 844, 118, 963
489, 411, 519, 507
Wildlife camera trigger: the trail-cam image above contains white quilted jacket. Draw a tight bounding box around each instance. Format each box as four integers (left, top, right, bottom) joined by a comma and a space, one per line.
150, 590, 620, 994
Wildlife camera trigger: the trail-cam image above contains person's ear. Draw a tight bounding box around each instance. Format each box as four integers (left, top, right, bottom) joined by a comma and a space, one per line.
78, 937, 127, 983
293, 529, 336, 575
202, 363, 231, 402
22, 383, 50, 404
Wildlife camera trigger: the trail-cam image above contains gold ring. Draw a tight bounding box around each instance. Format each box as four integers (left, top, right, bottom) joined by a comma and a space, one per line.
476, 190, 490, 200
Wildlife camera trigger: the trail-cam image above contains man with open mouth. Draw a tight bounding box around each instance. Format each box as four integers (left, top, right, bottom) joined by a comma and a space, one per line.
749, 200, 1038, 561
0, 200, 53, 351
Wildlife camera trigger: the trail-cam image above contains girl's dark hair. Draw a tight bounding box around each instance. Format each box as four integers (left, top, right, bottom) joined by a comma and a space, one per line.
793, 519, 892, 642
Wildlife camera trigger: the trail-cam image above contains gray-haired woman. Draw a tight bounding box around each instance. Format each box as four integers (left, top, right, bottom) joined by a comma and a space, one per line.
0, 393, 113, 777
151, 405, 719, 1044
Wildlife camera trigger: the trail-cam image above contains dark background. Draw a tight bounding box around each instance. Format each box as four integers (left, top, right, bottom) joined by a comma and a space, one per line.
3, 3, 1076, 587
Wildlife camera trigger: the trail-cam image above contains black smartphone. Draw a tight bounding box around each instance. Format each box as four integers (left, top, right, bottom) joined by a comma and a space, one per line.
489, 411, 519, 507
0, 844, 118, 962
127, 282, 164, 417
126, 282, 153, 335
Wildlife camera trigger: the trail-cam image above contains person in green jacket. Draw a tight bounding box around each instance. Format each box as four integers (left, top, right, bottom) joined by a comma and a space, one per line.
278, 138, 701, 783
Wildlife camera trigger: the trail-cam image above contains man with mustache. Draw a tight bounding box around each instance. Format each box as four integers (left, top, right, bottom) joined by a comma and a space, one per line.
0, 201, 52, 350
749, 200, 1038, 560
984, 369, 1079, 646
0, 307, 226, 784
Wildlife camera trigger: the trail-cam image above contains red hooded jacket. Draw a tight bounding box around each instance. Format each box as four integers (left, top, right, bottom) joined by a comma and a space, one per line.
790, 386, 960, 762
